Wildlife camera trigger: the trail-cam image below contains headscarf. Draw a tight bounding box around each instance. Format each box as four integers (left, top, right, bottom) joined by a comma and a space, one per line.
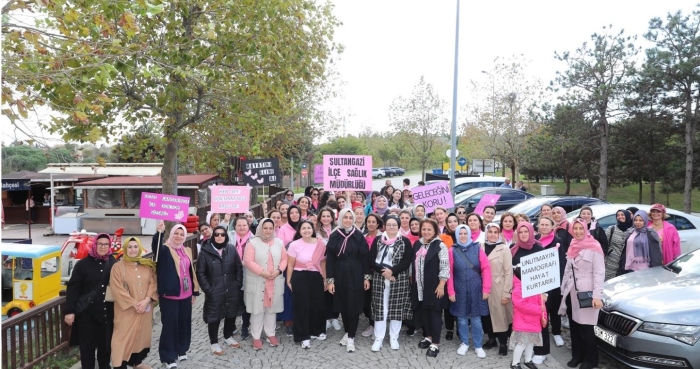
616, 209, 633, 232
165, 224, 187, 250
454, 224, 477, 251
409, 217, 421, 237
374, 196, 389, 216
90, 233, 113, 261
256, 218, 276, 243
210, 226, 229, 250
484, 223, 503, 247
631, 210, 651, 260
566, 218, 604, 259
286, 205, 301, 231
334, 208, 357, 255
122, 237, 156, 270
245, 210, 259, 228
510, 222, 537, 257
553, 206, 569, 231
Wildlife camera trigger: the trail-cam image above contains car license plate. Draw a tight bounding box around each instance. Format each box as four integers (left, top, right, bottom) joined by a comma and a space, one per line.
594, 325, 617, 347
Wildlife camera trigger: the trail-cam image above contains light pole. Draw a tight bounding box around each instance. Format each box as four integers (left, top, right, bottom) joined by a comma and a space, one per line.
449, 0, 460, 200
481, 70, 496, 174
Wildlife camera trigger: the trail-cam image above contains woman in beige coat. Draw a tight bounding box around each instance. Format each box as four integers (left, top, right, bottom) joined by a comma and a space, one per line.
243, 218, 288, 351
480, 223, 513, 356
111, 237, 158, 369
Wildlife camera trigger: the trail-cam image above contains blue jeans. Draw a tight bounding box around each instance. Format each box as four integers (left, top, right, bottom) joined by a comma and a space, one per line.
457, 316, 484, 348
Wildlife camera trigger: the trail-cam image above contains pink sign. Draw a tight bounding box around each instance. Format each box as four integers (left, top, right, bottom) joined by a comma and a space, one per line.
210, 186, 250, 213
323, 155, 372, 191
473, 194, 501, 215
411, 181, 454, 213
139, 192, 191, 222
314, 164, 324, 184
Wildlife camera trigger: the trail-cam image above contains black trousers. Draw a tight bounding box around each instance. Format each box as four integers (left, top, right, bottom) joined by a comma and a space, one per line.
159, 297, 192, 364
113, 349, 149, 369
76, 316, 111, 369
292, 271, 327, 342
534, 288, 563, 355
342, 313, 360, 338
481, 314, 509, 345
566, 296, 599, 366
416, 305, 444, 344
363, 287, 374, 326
79, 341, 110, 369
444, 308, 455, 331
208, 317, 235, 344
325, 291, 339, 320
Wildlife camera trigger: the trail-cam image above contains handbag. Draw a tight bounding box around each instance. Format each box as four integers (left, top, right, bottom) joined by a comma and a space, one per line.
571, 264, 594, 308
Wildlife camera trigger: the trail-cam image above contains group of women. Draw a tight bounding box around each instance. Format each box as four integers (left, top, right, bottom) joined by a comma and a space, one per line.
64, 180, 680, 369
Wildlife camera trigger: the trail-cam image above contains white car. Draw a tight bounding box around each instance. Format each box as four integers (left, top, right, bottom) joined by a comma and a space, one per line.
372, 168, 386, 179
567, 203, 700, 254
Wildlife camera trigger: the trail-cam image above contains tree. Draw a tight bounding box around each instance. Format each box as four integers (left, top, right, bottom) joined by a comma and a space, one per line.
2, 0, 339, 205
389, 76, 448, 179
318, 135, 369, 156
644, 7, 700, 213
554, 26, 639, 201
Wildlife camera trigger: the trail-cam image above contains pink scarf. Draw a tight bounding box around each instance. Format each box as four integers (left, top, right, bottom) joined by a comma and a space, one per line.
381, 232, 398, 246
336, 228, 356, 256
471, 228, 481, 242
89, 233, 113, 261
415, 238, 434, 271
235, 231, 252, 259
539, 233, 555, 248
567, 219, 604, 259
502, 228, 514, 242
511, 222, 537, 257
165, 225, 188, 250
399, 227, 410, 236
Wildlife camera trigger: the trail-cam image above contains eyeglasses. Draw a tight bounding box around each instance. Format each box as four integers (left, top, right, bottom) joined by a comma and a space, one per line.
312, 193, 318, 196
456, 211, 465, 215
286, 194, 293, 197
214, 233, 226, 237
96, 243, 110, 247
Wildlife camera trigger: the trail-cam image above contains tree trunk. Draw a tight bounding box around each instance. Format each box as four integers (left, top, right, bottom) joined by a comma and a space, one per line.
599, 115, 609, 201
638, 176, 643, 204
564, 170, 571, 195
510, 165, 516, 188
162, 126, 180, 233
650, 180, 656, 204
683, 98, 694, 214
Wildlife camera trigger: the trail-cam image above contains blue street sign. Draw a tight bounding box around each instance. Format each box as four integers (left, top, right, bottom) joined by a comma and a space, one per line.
301, 163, 307, 169
458, 157, 467, 166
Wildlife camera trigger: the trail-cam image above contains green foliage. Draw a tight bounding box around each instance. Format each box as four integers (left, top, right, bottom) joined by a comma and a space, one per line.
1, 144, 78, 173
318, 135, 369, 156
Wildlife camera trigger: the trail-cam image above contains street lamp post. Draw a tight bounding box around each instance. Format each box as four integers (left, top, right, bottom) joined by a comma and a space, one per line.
481, 70, 497, 175
449, 0, 460, 200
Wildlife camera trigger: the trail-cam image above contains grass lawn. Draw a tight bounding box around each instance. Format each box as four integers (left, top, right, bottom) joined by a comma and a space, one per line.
525, 180, 700, 212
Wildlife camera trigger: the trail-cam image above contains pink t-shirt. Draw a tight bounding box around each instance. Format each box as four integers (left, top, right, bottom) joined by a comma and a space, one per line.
288, 239, 323, 272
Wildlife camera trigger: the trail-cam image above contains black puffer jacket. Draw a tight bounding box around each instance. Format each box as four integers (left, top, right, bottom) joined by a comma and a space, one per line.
196, 235, 244, 324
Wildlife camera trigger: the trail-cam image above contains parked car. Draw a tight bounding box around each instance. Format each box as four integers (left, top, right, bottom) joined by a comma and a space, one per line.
597, 249, 700, 369
390, 167, 406, 176
567, 203, 700, 254
379, 167, 396, 177
454, 188, 535, 214
372, 168, 386, 179
495, 196, 608, 226
426, 176, 508, 195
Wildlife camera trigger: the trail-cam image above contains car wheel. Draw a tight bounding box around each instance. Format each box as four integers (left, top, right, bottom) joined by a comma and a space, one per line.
8, 308, 22, 317
378, 174, 382, 178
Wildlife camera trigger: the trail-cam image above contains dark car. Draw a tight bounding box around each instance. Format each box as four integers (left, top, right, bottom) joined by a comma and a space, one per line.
495, 196, 609, 226
389, 167, 406, 176
379, 167, 396, 177
598, 250, 700, 369
454, 188, 535, 214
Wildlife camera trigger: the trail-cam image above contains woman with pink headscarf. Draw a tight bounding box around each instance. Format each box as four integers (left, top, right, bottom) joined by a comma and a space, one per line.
152, 222, 200, 369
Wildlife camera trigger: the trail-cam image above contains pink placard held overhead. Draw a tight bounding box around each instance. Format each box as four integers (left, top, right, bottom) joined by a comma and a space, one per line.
139, 192, 191, 222
473, 194, 501, 215
210, 186, 250, 213
323, 155, 372, 191
314, 164, 324, 184
411, 181, 454, 213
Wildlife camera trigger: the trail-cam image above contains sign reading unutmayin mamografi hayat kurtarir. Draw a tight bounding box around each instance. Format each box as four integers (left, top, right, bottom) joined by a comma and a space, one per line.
323, 155, 372, 191
138, 192, 191, 222
210, 186, 250, 213
520, 248, 560, 298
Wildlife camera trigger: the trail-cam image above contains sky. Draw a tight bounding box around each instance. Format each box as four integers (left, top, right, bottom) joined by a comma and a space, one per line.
328, 0, 698, 134
2, 0, 697, 145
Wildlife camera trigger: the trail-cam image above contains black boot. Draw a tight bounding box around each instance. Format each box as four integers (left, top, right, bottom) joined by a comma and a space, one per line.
523, 361, 538, 369
567, 358, 582, 368
445, 330, 454, 341
483, 338, 497, 349
499, 344, 508, 356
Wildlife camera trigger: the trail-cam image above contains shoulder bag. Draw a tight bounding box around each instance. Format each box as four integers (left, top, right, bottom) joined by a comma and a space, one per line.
75, 261, 109, 313
453, 247, 481, 275
571, 263, 593, 308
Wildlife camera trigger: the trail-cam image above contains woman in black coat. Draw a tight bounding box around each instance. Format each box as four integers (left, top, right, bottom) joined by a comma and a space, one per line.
326, 208, 371, 353
64, 233, 117, 369
411, 219, 450, 358
579, 206, 609, 255
196, 226, 244, 355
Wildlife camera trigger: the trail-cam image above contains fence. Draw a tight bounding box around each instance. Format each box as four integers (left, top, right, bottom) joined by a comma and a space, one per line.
2, 296, 70, 369
250, 188, 287, 219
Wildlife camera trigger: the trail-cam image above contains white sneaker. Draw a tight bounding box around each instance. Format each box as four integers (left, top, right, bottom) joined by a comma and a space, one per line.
553, 335, 565, 347
390, 338, 400, 350
165, 363, 177, 369
475, 347, 486, 359
311, 333, 327, 341
339, 333, 348, 346
332, 319, 342, 331
561, 316, 570, 329
346, 338, 355, 352
177, 355, 187, 362
361, 326, 374, 337
224, 337, 240, 348
326, 320, 332, 330
371, 339, 382, 352
532, 355, 546, 364
457, 343, 468, 356
210, 343, 223, 355
301, 340, 311, 349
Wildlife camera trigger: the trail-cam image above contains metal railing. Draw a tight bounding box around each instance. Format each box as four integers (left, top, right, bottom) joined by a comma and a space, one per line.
250, 188, 287, 219
2, 296, 70, 369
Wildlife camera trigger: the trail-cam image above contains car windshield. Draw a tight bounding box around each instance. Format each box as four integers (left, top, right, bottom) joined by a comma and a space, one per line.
505, 197, 551, 214
664, 250, 700, 276
454, 188, 487, 203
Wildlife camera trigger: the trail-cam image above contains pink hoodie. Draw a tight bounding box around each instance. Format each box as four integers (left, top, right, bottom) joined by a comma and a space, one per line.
648, 221, 681, 264
511, 276, 544, 333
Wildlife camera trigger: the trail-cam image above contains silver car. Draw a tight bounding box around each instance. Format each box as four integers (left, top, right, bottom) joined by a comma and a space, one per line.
597, 250, 700, 368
